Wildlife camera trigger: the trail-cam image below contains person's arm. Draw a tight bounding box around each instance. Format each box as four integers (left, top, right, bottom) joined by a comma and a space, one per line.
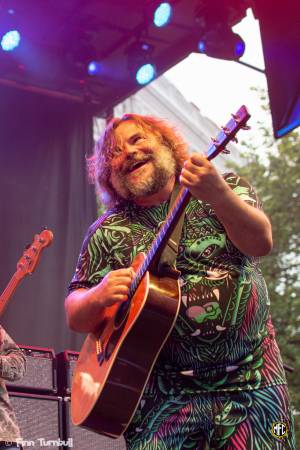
180, 153, 272, 257
65, 267, 134, 333
0, 327, 26, 382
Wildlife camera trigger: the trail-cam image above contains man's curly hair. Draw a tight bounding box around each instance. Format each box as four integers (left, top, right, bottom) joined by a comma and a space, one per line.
87, 114, 189, 208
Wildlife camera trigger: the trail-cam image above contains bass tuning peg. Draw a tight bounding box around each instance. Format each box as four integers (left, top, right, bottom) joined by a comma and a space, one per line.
222, 148, 230, 154
211, 137, 219, 146
221, 126, 230, 136
231, 113, 241, 123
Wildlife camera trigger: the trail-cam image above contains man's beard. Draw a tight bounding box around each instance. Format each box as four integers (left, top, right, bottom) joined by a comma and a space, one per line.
111, 148, 176, 202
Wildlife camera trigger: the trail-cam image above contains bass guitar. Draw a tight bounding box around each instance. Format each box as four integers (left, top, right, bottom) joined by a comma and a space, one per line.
0, 229, 54, 317
71, 106, 251, 437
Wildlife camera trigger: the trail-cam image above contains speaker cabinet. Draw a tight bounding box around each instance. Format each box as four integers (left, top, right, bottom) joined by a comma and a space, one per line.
7, 345, 57, 393
64, 397, 126, 450
9, 392, 63, 449
56, 350, 79, 395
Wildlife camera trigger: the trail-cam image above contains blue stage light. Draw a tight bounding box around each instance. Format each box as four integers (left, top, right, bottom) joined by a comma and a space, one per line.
235, 40, 245, 58
197, 41, 206, 53
154, 2, 172, 27
136, 63, 156, 85
1, 30, 21, 51
88, 61, 101, 76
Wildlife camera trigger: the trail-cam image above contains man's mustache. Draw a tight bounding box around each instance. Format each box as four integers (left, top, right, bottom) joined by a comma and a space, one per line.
122, 148, 153, 174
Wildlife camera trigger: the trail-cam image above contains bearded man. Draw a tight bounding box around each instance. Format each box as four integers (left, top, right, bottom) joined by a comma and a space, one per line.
65, 114, 295, 450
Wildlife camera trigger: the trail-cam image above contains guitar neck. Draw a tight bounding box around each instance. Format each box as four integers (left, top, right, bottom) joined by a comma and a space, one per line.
0, 274, 20, 317
129, 187, 191, 297
128, 105, 251, 299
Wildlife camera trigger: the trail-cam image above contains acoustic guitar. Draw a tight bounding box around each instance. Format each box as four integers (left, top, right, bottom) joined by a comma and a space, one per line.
71, 106, 251, 437
0, 229, 54, 317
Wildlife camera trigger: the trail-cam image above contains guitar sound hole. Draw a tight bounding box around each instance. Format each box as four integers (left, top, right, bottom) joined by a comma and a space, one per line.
114, 301, 130, 328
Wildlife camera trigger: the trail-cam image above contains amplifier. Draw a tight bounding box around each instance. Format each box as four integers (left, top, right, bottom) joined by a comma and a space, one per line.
63, 397, 126, 450
9, 391, 64, 450
56, 350, 79, 396
7, 345, 57, 394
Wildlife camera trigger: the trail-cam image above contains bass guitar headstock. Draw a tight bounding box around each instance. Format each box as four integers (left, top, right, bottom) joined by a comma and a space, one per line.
15, 229, 54, 280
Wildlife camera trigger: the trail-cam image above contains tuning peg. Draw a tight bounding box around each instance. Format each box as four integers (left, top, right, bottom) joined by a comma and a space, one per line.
24, 244, 31, 250
211, 137, 219, 146
222, 148, 230, 154
221, 126, 230, 136
231, 136, 238, 143
231, 113, 241, 123
241, 125, 251, 130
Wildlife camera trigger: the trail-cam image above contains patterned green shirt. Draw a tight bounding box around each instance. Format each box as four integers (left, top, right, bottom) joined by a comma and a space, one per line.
69, 174, 286, 393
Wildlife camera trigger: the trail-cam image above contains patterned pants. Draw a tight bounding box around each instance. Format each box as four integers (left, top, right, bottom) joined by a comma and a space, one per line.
124, 384, 295, 450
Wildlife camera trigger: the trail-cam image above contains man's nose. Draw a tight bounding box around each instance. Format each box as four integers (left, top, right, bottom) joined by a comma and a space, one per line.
123, 143, 138, 157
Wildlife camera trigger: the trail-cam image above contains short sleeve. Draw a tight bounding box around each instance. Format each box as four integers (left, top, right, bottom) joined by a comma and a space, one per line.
68, 223, 113, 294
223, 172, 262, 209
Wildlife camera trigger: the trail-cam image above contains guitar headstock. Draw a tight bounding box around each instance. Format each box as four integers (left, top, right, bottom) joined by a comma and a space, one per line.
206, 105, 251, 161
15, 229, 54, 280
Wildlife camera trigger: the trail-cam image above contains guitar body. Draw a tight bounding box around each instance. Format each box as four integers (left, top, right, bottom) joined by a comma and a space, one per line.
71, 252, 181, 437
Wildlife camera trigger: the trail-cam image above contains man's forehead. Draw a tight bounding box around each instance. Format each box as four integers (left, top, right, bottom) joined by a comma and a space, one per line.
115, 120, 142, 139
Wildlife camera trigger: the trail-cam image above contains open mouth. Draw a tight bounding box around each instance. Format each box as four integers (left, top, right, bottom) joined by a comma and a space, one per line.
127, 159, 150, 173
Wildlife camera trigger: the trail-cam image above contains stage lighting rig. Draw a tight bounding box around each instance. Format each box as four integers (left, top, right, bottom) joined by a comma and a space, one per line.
1, 29, 21, 51
194, 1, 246, 61
153, 2, 173, 27
197, 26, 245, 60
127, 41, 156, 85
0, 5, 22, 52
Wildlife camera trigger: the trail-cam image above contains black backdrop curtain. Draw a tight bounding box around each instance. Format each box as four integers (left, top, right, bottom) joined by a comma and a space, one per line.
0, 85, 97, 352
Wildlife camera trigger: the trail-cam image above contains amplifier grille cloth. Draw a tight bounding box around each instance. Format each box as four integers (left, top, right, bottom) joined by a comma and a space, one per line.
10, 393, 62, 450
8, 352, 55, 392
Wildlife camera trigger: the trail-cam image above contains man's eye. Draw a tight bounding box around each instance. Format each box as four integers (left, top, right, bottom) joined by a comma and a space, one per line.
132, 135, 143, 144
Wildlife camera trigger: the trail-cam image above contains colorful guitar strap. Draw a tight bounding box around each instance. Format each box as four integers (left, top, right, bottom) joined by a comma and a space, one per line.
156, 182, 185, 278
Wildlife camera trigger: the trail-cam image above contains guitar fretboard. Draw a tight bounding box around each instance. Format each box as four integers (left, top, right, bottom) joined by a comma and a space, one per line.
128, 187, 191, 299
